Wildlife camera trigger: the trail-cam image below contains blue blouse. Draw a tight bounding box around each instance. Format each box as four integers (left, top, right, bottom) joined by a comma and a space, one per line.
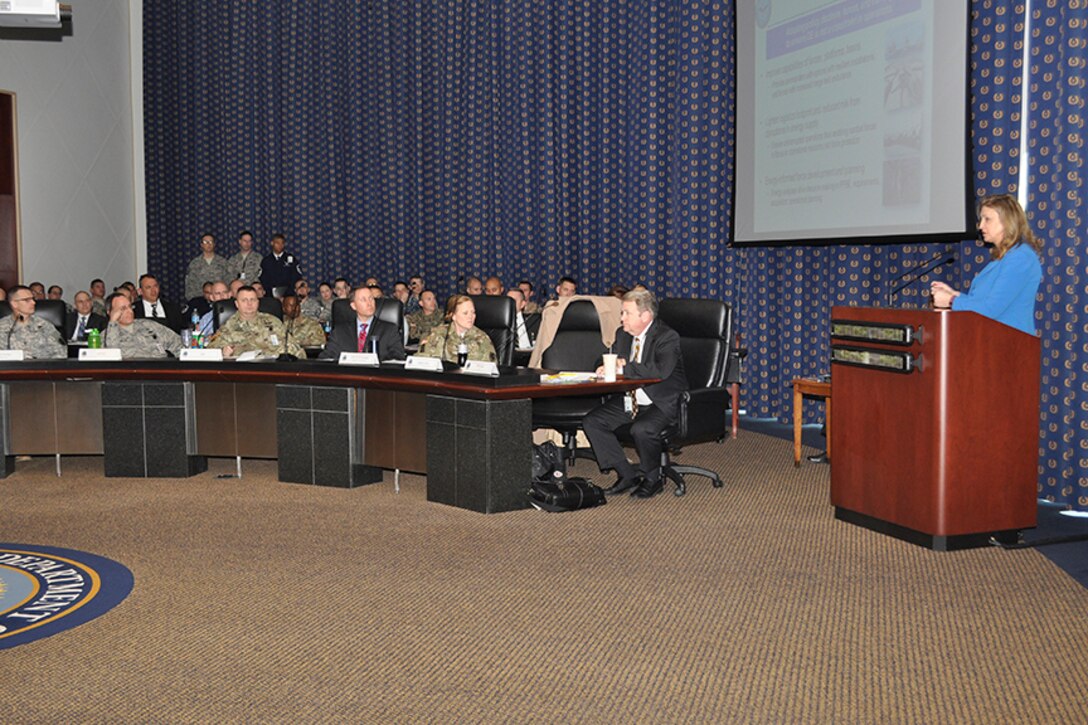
950, 243, 1041, 334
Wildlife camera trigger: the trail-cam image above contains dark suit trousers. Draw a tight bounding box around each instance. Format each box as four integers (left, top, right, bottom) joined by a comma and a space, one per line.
583, 394, 672, 482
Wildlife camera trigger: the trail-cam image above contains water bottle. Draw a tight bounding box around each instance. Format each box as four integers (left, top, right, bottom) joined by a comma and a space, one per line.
190, 311, 202, 348
86, 328, 101, 350
324, 319, 332, 335
456, 342, 468, 367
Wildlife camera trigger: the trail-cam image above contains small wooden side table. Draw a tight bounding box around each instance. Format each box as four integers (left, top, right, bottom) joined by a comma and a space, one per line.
792, 378, 831, 466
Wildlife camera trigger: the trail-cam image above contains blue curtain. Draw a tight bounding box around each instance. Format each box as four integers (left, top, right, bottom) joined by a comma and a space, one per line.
144, 1, 732, 303
1027, 1, 1087, 509
143, 1, 1085, 509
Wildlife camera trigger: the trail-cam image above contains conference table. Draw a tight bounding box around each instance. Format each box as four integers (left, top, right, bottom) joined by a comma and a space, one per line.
0, 358, 644, 513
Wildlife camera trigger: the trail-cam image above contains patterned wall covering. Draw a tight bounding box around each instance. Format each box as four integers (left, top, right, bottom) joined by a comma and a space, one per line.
1027, 2, 1087, 509
143, 1, 1085, 509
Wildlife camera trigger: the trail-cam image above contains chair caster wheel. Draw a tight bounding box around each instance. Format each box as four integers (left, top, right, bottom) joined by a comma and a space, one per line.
712, 480, 724, 488
673, 488, 685, 497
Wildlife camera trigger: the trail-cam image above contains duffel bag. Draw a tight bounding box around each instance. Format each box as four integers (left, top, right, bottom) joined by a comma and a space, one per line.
527, 475, 606, 512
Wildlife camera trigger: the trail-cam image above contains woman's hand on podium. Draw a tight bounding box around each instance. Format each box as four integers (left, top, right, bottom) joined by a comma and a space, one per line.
930, 281, 959, 309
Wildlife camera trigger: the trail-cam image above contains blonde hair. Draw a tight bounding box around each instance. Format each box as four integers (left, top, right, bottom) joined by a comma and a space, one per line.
978, 194, 1042, 260
444, 294, 473, 322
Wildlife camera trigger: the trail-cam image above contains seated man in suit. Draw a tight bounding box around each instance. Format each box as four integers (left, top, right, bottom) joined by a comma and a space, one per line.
65, 290, 108, 341
583, 289, 688, 499
134, 274, 185, 332
506, 288, 540, 349
196, 281, 231, 336
0, 285, 67, 359
320, 286, 406, 361
102, 292, 183, 359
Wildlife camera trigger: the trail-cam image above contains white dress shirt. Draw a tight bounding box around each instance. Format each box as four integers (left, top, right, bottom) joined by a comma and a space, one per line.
142, 299, 164, 318
631, 321, 653, 407
515, 312, 532, 349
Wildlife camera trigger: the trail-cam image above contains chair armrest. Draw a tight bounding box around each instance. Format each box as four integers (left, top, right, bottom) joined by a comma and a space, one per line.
677, 390, 691, 439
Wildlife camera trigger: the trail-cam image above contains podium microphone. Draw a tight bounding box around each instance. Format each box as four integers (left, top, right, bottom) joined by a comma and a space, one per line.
885, 248, 958, 307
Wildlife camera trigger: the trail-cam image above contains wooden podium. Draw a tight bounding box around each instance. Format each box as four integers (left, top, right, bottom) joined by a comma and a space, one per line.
829, 307, 1040, 550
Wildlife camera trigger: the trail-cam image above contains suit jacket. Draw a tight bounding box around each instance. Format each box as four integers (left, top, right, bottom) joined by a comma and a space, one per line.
133, 298, 186, 333
64, 311, 108, 341
319, 317, 406, 361
523, 312, 542, 344
611, 319, 688, 417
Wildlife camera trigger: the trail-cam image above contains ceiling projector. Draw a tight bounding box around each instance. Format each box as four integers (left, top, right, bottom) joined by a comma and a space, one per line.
0, 0, 70, 28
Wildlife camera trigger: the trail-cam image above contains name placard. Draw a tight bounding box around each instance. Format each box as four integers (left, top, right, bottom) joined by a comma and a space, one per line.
461, 360, 500, 377
338, 352, 380, 367
179, 348, 224, 362
78, 348, 122, 361
405, 355, 444, 372
0, 350, 26, 361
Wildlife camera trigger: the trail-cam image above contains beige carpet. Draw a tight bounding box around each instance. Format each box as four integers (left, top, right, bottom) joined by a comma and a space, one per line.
1, 432, 1086, 723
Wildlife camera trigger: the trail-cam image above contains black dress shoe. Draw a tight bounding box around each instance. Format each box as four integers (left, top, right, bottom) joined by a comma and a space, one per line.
604, 475, 641, 496
807, 451, 829, 464
631, 478, 664, 499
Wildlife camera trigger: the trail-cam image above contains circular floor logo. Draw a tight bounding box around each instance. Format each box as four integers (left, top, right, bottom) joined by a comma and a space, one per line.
0, 544, 133, 650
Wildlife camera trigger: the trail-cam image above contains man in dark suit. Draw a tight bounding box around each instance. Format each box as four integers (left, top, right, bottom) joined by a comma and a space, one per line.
320, 286, 406, 362
507, 288, 541, 366
259, 233, 303, 293
583, 289, 688, 499
133, 274, 186, 333
65, 290, 108, 341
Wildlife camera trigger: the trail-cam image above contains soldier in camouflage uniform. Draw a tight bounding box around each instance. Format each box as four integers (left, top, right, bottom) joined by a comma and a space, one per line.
185, 234, 232, 301
281, 294, 327, 348
407, 290, 444, 342
295, 279, 329, 325
0, 285, 66, 359
208, 286, 305, 359
90, 279, 108, 317
419, 295, 497, 363
102, 293, 183, 358
227, 230, 262, 284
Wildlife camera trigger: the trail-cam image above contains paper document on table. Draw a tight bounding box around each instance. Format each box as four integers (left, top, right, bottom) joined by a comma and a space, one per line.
540, 372, 598, 385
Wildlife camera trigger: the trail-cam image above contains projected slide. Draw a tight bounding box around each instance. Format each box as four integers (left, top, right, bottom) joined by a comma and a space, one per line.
734, 0, 969, 245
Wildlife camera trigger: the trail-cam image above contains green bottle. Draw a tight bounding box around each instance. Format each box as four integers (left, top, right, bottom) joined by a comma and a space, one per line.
87, 328, 101, 349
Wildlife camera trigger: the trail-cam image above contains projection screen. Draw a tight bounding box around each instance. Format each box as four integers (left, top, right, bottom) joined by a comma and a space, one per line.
732, 0, 972, 246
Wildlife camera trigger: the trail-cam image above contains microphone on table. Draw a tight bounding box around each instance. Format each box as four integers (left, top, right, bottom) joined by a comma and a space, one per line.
277, 319, 298, 362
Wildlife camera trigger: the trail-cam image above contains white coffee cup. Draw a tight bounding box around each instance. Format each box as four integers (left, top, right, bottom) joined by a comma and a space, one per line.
601, 353, 618, 382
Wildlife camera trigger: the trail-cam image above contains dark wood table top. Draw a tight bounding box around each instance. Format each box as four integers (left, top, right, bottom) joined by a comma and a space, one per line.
0, 359, 654, 401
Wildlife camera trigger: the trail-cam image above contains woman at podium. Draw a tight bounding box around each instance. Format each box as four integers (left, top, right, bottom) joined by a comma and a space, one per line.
930, 194, 1042, 335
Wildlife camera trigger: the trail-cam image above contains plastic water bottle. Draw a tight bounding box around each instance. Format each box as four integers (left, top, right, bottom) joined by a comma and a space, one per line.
190, 311, 202, 348
86, 328, 101, 349
457, 342, 468, 367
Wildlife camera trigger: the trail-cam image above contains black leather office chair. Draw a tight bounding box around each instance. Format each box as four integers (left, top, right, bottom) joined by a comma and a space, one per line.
213, 298, 284, 331
531, 300, 609, 463
625, 298, 737, 496
271, 285, 290, 299
33, 299, 67, 337
468, 294, 515, 366
0, 301, 10, 319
